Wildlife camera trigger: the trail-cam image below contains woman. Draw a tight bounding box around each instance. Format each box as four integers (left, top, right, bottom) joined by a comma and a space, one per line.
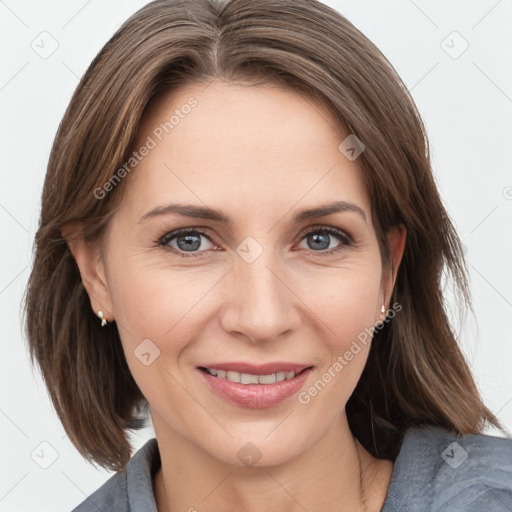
24, 0, 512, 510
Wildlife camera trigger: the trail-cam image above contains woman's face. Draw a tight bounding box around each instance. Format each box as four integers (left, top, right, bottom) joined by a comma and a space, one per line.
92, 80, 403, 467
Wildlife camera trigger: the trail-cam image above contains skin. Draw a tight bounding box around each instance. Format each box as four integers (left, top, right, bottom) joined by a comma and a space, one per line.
68, 79, 406, 511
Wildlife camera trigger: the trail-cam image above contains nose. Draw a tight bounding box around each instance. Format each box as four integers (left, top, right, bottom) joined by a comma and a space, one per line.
219, 246, 301, 344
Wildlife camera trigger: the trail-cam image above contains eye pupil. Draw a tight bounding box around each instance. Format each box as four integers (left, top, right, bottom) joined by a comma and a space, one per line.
308, 232, 330, 250
177, 234, 201, 251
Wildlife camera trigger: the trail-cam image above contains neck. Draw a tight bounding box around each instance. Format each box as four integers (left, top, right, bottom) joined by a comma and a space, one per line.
152, 412, 393, 512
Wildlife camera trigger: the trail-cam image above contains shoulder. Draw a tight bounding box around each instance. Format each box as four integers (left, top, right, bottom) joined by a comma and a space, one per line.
71, 471, 128, 512
70, 438, 160, 512
382, 424, 512, 512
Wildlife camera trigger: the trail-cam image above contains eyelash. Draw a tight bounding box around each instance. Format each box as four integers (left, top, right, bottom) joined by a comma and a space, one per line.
156, 225, 353, 258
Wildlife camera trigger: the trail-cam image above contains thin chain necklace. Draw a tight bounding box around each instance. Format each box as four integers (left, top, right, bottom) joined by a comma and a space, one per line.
355, 437, 369, 512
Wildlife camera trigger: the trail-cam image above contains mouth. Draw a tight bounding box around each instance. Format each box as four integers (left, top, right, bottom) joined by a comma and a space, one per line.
197, 363, 314, 408
198, 366, 312, 384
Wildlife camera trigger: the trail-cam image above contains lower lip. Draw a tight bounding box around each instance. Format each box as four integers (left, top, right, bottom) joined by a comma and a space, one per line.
198, 367, 313, 409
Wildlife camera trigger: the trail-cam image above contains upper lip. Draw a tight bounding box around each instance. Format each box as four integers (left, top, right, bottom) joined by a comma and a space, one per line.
198, 362, 313, 375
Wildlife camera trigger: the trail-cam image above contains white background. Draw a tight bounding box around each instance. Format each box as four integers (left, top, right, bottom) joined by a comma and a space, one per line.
0, 0, 511, 510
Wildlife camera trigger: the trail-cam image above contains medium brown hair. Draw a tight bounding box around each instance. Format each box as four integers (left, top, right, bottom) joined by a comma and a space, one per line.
24, 0, 506, 472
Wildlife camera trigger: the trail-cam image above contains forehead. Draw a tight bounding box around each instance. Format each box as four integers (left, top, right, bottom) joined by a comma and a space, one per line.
122, 80, 370, 222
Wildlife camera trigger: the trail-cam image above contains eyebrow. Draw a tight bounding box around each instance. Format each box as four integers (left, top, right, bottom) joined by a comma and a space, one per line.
138, 200, 367, 224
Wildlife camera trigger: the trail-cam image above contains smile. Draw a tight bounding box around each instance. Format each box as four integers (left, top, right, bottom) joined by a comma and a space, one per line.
202, 367, 298, 384
197, 365, 314, 408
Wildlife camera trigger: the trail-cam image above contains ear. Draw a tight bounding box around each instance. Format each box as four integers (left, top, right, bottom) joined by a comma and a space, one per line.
62, 223, 114, 322
381, 223, 406, 307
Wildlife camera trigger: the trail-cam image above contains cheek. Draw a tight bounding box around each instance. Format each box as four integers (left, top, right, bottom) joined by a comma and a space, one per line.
105, 248, 219, 351
302, 263, 380, 377
104, 251, 214, 415
306, 262, 382, 338
294, 273, 380, 412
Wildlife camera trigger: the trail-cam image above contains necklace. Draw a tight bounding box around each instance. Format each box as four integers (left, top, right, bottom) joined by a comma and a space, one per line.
355, 437, 369, 512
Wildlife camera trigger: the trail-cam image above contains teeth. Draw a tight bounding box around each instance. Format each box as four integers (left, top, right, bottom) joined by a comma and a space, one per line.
241, 373, 259, 384
205, 368, 297, 384
226, 371, 240, 383
259, 373, 278, 384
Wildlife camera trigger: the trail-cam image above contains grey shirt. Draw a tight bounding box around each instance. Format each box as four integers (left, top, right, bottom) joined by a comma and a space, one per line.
71, 424, 512, 511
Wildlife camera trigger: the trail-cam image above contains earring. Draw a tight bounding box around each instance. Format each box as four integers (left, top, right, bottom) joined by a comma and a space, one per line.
97, 310, 108, 327
378, 304, 386, 325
